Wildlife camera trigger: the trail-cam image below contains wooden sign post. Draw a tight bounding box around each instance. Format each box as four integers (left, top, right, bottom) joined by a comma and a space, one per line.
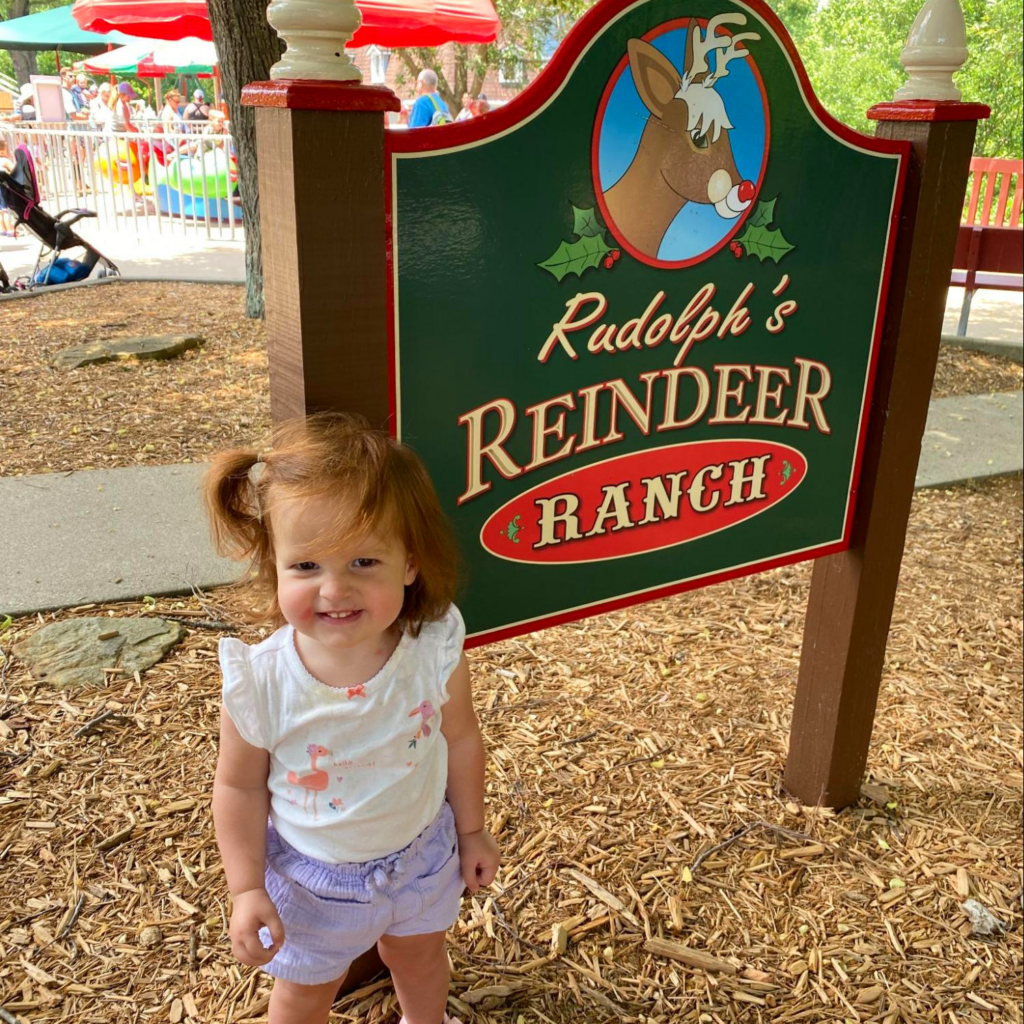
243, 0, 987, 812
784, 2, 988, 807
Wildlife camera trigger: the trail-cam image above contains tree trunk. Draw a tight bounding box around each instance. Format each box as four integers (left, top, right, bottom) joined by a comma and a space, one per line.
11, 49, 37, 85
205, 0, 283, 319
4, 0, 36, 85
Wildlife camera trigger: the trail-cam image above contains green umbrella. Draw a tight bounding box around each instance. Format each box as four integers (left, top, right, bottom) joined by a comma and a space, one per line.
0, 3, 144, 53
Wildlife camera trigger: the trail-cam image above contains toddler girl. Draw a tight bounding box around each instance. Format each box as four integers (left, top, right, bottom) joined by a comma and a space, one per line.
205, 413, 500, 1024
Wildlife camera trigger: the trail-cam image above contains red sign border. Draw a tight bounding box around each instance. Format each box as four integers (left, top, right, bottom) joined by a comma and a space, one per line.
383, 0, 910, 648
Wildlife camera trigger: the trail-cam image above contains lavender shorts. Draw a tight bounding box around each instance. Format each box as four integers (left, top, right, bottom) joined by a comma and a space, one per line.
257, 802, 465, 985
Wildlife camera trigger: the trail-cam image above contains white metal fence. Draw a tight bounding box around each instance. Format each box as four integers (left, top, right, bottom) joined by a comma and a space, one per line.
1, 123, 243, 242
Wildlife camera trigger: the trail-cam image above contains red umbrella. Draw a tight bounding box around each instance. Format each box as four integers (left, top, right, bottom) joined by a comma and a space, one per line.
71, 0, 500, 46
72, 1, 212, 41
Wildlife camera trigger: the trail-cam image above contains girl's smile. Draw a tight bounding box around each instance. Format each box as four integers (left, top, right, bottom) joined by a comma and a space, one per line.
316, 609, 362, 624
272, 496, 417, 686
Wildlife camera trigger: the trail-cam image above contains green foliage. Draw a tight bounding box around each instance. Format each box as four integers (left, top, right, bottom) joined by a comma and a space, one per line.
394, 0, 594, 114
1, 49, 96, 79
399, 0, 1019, 160
1, 0, 64, 15
773, 0, 1022, 158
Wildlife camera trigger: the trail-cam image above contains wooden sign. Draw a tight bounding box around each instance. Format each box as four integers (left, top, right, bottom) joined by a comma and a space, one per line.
386, 0, 908, 645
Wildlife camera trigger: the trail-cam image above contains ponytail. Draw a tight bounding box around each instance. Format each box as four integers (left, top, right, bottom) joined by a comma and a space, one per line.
202, 447, 272, 577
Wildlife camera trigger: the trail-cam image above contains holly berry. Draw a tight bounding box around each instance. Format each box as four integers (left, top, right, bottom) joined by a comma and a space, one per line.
733, 244, 743, 259
611, 249, 621, 261
603, 256, 614, 269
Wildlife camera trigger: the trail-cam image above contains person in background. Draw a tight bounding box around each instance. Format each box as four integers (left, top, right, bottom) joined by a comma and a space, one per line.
454, 92, 474, 122
90, 82, 113, 131
161, 89, 184, 135
408, 69, 450, 127
66, 73, 92, 193
70, 73, 90, 114
111, 81, 135, 133
59, 71, 78, 120
183, 89, 210, 127
471, 93, 491, 117
16, 83, 35, 123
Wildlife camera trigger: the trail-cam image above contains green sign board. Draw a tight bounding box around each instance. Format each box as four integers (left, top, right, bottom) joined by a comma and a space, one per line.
386, 0, 907, 645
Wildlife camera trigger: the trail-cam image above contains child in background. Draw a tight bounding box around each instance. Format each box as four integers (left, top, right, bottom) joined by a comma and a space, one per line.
205, 413, 499, 1024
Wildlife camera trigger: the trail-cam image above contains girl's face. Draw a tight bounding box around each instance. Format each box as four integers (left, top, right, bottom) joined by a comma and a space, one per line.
273, 495, 417, 661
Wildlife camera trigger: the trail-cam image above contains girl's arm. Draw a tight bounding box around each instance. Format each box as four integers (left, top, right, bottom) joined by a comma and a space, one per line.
212, 708, 286, 965
440, 655, 485, 834
442, 655, 501, 892
212, 706, 271, 896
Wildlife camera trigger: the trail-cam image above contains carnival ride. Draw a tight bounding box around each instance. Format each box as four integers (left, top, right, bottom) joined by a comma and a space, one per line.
93, 128, 241, 221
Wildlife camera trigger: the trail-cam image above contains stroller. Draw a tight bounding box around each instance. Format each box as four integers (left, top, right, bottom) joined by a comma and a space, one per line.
0, 144, 119, 292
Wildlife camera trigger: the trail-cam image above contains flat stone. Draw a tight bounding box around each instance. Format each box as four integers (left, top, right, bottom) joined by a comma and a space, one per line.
13, 616, 185, 688
51, 334, 204, 369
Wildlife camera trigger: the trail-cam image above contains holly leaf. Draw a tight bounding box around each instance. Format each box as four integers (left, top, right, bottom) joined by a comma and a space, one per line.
737, 225, 794, 263
749, 196, 776, 228
572, 205, 604, 238
537, 234, 611, 281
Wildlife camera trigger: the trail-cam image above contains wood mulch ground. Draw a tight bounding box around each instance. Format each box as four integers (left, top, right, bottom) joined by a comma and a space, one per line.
0, 473, 1020, 1024
0, 283, 268, 478
1, 281, 1022, 477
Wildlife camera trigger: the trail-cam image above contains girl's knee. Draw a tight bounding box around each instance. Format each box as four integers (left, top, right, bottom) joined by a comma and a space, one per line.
271, 972, 347, 1010
377, 931, 447, 973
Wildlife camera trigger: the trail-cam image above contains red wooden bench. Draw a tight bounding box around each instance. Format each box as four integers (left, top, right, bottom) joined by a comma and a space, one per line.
950, 156, 1023, 335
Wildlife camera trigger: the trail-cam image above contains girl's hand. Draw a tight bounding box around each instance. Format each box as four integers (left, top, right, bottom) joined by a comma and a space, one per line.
457, 829, 501, 893
228, 887, 285, 966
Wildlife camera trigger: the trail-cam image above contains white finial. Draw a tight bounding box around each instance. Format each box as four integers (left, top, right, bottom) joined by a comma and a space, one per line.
893, 0, 967, 101
266, 0, 363, 81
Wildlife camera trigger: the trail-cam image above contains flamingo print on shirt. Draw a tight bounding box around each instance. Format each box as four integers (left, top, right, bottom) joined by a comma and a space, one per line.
408, 700, 436, 748
286, 743, 332, 819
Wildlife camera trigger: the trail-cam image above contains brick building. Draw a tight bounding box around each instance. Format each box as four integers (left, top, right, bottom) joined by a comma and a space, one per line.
348, 43, 540, 115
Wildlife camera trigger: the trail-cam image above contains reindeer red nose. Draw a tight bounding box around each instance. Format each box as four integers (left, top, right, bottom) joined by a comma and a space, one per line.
738, 180, 756, 203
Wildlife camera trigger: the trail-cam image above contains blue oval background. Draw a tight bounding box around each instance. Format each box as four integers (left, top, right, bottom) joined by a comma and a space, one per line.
597, 24, 768, 263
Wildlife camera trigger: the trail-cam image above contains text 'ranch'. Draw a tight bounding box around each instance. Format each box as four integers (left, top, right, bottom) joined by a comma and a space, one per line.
456, 274, 833, 558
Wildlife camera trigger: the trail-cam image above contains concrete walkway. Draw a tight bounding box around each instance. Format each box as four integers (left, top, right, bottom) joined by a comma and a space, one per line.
0, 225, 245, 284
2, 392, 1020, 617
1, 238, 1020, 616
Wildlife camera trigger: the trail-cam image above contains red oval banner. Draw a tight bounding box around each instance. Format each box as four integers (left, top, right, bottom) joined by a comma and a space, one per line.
481, 439, 807, 564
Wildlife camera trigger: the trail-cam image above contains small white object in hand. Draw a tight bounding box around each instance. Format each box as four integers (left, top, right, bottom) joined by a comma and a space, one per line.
258, 925, 275, 949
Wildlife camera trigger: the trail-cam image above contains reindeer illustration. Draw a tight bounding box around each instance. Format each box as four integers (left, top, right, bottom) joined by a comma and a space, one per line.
603, 14, 761, 259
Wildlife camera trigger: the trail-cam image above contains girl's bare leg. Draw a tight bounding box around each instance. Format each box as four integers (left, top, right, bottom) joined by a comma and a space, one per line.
267, 972, 346, 1024
377, 931, 449, 1024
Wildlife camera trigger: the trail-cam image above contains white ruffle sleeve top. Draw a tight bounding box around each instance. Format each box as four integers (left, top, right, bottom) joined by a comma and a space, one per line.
218, 605, 465, 863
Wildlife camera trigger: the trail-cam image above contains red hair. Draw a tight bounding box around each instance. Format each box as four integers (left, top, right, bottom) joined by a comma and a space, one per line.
203, 413, 460, 635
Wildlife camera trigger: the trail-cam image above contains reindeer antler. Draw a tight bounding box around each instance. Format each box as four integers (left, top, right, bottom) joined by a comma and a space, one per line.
683, 13, 759, 90
706, 25, 760, 87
